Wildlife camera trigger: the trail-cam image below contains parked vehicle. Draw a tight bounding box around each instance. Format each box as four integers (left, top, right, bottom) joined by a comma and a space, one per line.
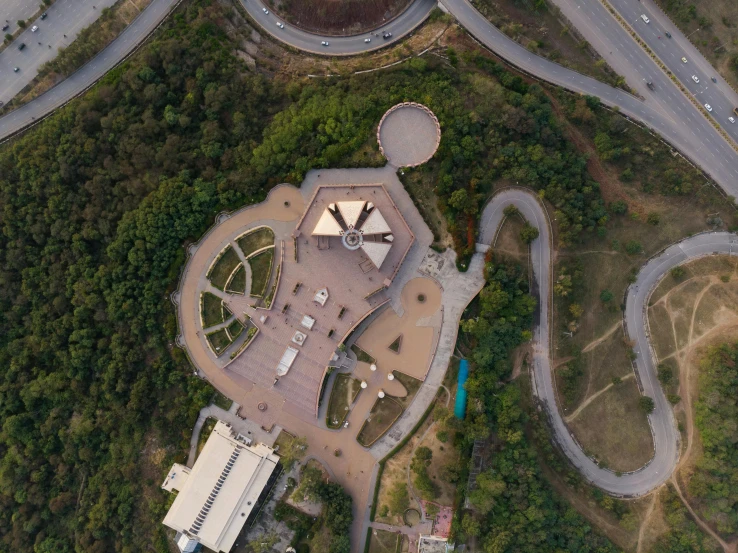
40, 12, 48, 20
1, 24, 9, 31
31, 25, 38, 32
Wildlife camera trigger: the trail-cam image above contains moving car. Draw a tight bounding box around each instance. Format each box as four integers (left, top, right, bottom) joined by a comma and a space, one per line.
704, 103, 712, 112
262, 7, 268, 13
382, 32, 392, 39
711, 77, 717, 83
681, 57, 688, 63
691, 75, 700, 83
31, 25, 38, 32
18, 42, 25, 50
665, 31, 672, 38
729, 117, 736, 124
640, 14, 650, 23
321, 41, 329, 46
276, 22, 284, 28
13, 67, 19, 72
2, 24, 9, 31
40, 12, 47, 20
646, 79, 655, 90
364, 38, 371, 43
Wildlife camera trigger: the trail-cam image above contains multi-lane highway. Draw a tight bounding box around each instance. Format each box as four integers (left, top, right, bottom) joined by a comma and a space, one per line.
607, 0, 738, 135
0, 0, 182, 142
0, 0, 117, 107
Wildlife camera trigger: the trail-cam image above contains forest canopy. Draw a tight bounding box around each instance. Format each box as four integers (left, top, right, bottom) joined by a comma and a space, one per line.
0, 0, 624, 551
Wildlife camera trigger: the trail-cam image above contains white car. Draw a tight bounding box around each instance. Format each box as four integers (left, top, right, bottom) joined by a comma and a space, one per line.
31, 25, 38, 32
640, 14, 650, 23
729, 117, 736, 124
364, 38, 371, 43
691, 75, 700, 84
704, 103, 712, 112
321, 41, 329, 46
681, 57, 688, 64
262, 7, 268, 13
276, 22, 284, 28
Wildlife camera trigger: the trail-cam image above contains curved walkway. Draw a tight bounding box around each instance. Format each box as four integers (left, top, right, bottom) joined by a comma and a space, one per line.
479, 187, 738, 496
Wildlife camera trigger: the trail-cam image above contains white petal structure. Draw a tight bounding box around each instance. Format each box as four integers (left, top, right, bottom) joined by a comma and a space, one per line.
311, 200, 394, 269
360, 242, 392, 269
361, 208, 392, 234
337, 201, 366, 228
313, 208, 343, 236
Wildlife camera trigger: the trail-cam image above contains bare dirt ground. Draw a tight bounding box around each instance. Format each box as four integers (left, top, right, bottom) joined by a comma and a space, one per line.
647, 255, 738, 552
271, 0, 413, 36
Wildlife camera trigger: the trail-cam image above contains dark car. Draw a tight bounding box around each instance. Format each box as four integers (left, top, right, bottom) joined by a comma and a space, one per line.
711, 77, 717, 83
40, 12, 48, 20
18, 42, 25, 51
382, 32, 392, 39
646, 80, 655, 90
2, 24, 9, 31
665, 31, 672, 38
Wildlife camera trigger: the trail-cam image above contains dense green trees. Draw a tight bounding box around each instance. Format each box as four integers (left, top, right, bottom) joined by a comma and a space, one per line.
689, 344, 738, 536
458, 256, 619, 552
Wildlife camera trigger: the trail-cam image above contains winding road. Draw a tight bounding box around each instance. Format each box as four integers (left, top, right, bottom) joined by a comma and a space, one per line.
0, 0, 736, 500
481, 188, 738, 496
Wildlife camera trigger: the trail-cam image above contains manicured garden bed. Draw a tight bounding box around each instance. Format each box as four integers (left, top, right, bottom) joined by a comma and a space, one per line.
237, 227, 274, 258
208, 245, 241, 290
226, 264, 246, 294
248, 248, 274, 298
201, 291, 225, 328
357, 396, 404, 447
206, 328, 231, 355
326, 373, 363, 428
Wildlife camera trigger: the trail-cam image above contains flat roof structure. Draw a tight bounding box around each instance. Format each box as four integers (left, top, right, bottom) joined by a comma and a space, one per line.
224, 184, 415, 418
161, 421, 280, 553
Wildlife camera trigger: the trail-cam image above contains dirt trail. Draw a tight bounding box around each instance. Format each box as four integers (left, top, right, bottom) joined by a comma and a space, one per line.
582, 321, 622, 353
636, 493, 659, 553
564, 373, 633, 423
671, 477, 737, 553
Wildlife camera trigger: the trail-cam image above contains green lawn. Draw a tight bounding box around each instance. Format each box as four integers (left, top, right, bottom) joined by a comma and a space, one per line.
392, 371, 422, 408
226, 318, 244, 340
211, 391, 233, 411
237, 227, 274, 258
206, 328, 232, 356
208, 245, 241, 290
326, 373, 363, 428
357, 396, 404, 447
225, 263, 246, 294
201, 292, 225, 328
351, 343, 376, 364
248, 248, 274, 298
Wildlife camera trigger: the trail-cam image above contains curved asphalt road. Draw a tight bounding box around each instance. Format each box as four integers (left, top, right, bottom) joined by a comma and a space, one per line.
482, 188, 738, 496
0, 0, 181, 143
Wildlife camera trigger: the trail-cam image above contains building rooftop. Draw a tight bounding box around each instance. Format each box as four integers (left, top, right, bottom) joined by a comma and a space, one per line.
162, 421, 280, 553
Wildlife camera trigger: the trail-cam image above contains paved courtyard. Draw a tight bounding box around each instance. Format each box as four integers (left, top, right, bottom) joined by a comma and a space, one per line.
172, 106, 486, 551
378, 103, 441, 168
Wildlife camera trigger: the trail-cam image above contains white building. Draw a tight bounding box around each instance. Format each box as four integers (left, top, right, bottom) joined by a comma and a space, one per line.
161, 421, 280, 553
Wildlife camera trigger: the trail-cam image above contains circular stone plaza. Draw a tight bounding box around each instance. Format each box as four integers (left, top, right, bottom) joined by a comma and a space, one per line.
171, 104, 480, 547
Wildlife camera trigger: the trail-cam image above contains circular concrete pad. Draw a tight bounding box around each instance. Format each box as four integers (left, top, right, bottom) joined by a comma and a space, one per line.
378, 103, 441, 167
